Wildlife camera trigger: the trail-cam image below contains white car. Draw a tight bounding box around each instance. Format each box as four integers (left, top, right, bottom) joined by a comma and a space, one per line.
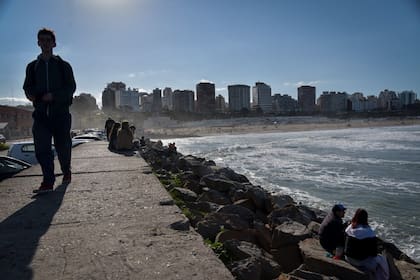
7, 139, 86, 165
7, 141, 51, 165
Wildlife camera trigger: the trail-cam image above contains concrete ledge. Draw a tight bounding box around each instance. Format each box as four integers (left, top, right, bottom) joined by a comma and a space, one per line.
0, 141, 234, 280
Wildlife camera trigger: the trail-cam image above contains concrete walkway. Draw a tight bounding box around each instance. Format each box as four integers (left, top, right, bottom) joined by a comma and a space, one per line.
0, 141, 234, 280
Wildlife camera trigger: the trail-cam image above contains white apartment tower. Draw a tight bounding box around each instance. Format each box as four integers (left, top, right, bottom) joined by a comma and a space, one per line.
252, 82, 272, 113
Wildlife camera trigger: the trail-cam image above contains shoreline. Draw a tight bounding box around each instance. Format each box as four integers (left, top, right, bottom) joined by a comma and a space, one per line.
145, 116, 420, 139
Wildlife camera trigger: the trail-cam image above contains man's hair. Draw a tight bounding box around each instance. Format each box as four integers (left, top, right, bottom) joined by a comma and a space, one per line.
37, 28, 56, 42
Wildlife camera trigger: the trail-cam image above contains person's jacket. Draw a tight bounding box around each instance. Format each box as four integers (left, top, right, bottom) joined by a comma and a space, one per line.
319, 211, 345, 252
345, 224, 377, 260
116, 128, 133, 150
23, 55, 76, 119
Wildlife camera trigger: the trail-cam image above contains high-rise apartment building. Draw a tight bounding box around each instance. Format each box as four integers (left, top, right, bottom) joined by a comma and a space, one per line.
102, 81, 126, 111
318, 91, 348, 113
115, 87, 141, 112
297, 86, 316, 113
252, 82, 272, 113
228, 84, 250, 112
162, 87, 173, 111
173, 90, 195, 112
215, 94, 226, 113
152, 88, 162, 113
378, 89, 399, 111
399, 90, 417, 107
196, 82, 215, 114
272, 94, 298, 114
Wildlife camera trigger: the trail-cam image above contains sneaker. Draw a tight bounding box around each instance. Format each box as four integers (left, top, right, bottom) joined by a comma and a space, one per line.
62, 172, 72, 184
33, 182, 54, 194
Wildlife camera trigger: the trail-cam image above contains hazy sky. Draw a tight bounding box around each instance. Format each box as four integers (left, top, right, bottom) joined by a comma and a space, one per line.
0, 0, 419, 106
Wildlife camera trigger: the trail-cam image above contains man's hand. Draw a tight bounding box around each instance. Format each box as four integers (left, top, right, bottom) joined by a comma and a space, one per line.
42, 92, 53, 102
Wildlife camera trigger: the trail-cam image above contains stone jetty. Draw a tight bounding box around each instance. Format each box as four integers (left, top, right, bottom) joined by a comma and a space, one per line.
141, 139, 420, 280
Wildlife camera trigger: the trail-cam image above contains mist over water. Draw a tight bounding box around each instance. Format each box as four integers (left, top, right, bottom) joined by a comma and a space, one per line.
163, 125, 420, 261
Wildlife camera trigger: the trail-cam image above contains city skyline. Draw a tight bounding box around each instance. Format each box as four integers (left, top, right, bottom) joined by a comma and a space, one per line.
1, 0, 419, 106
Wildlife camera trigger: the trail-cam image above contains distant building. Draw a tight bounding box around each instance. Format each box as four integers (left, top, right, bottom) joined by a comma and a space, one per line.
378, 89, 399, 111
399, 90, 417, 107
173, 90, 195, 112
0, 105, 32, 139
215, 94, 226, 113
196, 82, 216, 114
272, 94, 298, 114
140, 94, 153, 113
298, 86, 316, 113
102, 82, 126, 111
115, 88, 141, 112
318, 91, 348, 113
366, 95, 378, 111
252, 82, 272, 113
162, 87, 173, 111
349, 92, 366, 112
152, 88, 162, 113
228, 84, 250, 112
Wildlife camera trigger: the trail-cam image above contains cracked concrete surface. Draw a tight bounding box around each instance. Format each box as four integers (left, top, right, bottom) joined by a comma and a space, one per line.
0, 141, 233, 280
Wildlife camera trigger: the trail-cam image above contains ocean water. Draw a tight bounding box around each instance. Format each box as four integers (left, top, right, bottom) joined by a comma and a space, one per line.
163, 125, 420, 261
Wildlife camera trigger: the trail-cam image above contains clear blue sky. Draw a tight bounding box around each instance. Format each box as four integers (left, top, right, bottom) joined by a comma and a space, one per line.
1, 0, 419, 106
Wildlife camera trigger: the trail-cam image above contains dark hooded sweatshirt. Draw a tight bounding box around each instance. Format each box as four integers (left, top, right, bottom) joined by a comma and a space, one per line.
23, 55, 76, 119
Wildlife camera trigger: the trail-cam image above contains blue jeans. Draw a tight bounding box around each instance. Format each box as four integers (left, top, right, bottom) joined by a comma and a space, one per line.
33, 112, 72, 185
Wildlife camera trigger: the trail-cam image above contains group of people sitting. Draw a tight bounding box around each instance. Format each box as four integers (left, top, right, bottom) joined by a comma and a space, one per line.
319, 204, 391, 279
105, 118, 136, 151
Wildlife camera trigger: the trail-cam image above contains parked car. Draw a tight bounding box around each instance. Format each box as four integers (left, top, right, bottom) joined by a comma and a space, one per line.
0, 155, 31, 180
7, 141, 44, 165
0, 134, 6, 144
8, 139, 88, 164
72, 134, 102, 141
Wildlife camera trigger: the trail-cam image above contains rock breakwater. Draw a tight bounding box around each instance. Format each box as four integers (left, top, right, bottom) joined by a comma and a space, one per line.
140, 140, 420, 280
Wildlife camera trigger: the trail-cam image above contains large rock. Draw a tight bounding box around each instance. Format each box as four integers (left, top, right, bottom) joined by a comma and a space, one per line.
245, 186, 272, 213
213, 167, 249, 183
186, 201, 220, 213
287, 264, 340, 279
171, 187, 198, 202
272, 221, 311, 248
200, 174, 240, 193
394, 260, 420, 280
217, 204, 255, 224
233, 199, 256, 212
198, 188, 231, 205
228, 258, 262, 280
298, 238, 368, 280
196, 212, 250, 241
183, 180, 203, 195
224, 240, 282, 279
271, 245, 302, 273
253, 221, 272, 252
215, 229, 257, 244
269, 205, 313, 227
271, 194, 295, 209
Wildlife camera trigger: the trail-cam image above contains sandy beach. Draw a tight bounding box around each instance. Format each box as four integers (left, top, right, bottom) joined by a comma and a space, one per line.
144, 116, 420, 139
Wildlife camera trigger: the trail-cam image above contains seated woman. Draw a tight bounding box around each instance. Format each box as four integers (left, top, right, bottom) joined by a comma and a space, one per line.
116, 121, 134, 150
345, 208, 389, 280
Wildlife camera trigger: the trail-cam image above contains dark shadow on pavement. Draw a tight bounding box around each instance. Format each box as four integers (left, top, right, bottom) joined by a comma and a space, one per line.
0, 183, 68, 280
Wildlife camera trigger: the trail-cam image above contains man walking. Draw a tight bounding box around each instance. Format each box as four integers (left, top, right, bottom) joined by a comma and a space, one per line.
23, 28, 76, 193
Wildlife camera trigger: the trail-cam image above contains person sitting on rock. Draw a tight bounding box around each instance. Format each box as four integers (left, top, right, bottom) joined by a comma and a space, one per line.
116, 121, 134, 150
345, 208, 389, 279
108, 122, 120, 150
319, 204, 346, 258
